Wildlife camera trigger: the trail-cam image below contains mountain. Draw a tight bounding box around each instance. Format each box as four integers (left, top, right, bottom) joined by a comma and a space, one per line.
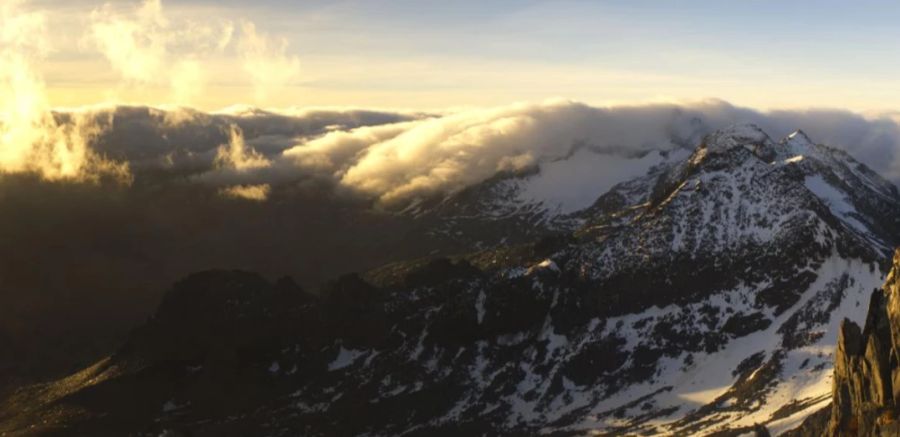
398, 145, 690, 253
3, 124, 900, 436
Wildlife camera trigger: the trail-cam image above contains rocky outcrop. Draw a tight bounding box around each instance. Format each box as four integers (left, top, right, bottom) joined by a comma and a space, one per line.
825, 249, 900, 436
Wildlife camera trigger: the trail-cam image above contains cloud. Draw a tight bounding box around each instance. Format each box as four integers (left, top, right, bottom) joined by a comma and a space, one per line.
87, 0, 300, 106
281, 99, 712, 203
87, 0, 232, 105
8, 92, 900, 206
88, 0, 168, 84
12, 97, 900, 205
0, 0, 129, 182
219, 183, 270, 201
277, 99, 900, 205
58, 104, 421, 178
215, 125, 271, 171
238, 21, 301, 103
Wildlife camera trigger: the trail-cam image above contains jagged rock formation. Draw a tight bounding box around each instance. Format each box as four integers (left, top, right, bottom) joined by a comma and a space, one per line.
791, 249, 900, 436
4, 124, 900, 436
830, 294, 894, 435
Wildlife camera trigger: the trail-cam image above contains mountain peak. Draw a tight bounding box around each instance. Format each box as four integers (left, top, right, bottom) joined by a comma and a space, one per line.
710, 123, 769, 143
698, 123, 780, 163
782, 129, 816, 155
787, 129, 812, 142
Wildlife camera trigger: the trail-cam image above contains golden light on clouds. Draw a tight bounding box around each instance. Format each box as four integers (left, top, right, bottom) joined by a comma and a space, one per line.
219, 183, 271, 201
5, 0, 900, 189
86, 0, 293, 106
238, 22, 301, 103
0, 0, 300, 182
0, 0, 128, 182
215, 125, 271, 171
88, 0, 170, 85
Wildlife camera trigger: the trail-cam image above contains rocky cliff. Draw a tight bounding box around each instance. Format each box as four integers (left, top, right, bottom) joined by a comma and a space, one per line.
788, 249, 900, 437
834, 248, 900, 436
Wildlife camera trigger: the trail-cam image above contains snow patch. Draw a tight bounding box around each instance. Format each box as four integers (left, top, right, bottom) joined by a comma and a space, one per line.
517, 149, 667, 214
328, 346, 366, 371
804, 175, 871, 235
475, 289, 486, 324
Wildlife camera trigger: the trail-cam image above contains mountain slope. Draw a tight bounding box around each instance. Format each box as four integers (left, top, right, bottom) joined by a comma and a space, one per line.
3, 124, 900, 436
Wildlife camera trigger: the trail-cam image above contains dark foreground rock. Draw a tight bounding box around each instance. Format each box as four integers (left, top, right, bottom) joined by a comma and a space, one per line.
788, 249, 900, 436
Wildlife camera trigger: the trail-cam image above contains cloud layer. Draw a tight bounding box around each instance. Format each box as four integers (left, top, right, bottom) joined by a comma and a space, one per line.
8, 0, 900, 200
6, 99, 900, 207
277, 99, 900, 204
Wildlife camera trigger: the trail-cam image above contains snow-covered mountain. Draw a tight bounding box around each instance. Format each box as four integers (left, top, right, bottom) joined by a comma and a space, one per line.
402, 144, 693, 253
4, 123, 900, 436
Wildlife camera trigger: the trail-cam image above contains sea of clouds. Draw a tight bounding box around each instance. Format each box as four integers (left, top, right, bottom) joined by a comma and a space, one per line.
14, 99, 899, 207
5, 0, 900, 206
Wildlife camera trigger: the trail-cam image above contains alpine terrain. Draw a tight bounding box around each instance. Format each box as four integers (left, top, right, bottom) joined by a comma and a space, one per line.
4, 124, 900, 436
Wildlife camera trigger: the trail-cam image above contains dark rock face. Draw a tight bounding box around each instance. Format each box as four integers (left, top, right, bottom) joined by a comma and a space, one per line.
823, 250, 900, 436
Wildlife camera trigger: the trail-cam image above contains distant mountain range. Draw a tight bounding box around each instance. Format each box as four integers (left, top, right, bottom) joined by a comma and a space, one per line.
4, 123, 900, 436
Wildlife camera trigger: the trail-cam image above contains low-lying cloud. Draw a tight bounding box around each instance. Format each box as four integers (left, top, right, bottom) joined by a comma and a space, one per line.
9, 0, 900, 201
7, 99, 900, 206
276, 99, 900, 204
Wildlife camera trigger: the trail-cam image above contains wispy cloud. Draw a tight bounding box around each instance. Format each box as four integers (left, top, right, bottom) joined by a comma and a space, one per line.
87, 0, 233, 105
0, 0, 128, 182
238, 21, 300, 103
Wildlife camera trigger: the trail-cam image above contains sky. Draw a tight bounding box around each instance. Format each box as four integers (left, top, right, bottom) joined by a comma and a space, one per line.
13, 0, 900, 112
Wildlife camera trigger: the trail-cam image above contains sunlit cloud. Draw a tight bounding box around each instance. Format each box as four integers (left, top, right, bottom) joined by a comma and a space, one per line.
87, 0, 233, 105
84, 0, 299, 107
280, 99, 900, 205
88, 0, 168, 84
215, 125, 271, 171
284, 99, 702, 204
6, 0, 900, 199
0, 0, 128, 182
0, 0, 310, 182
238, 21, 301, 103
219, 183, 270, 201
